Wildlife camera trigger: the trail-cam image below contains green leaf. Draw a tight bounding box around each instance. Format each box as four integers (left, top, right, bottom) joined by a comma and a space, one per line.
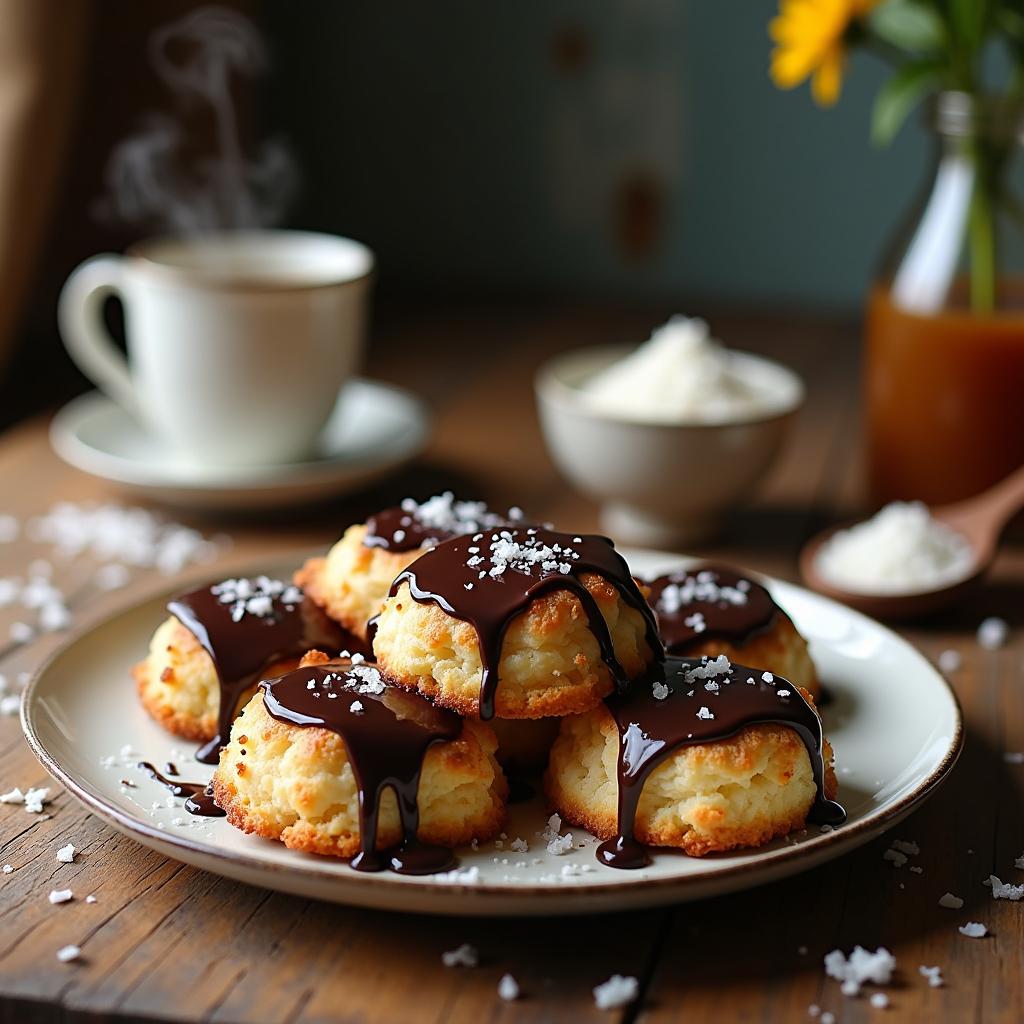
872, 60, 942, 145
869, 0, 946, 52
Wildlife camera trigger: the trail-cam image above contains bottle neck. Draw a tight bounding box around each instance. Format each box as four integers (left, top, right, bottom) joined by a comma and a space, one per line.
933, 91, 1024, 149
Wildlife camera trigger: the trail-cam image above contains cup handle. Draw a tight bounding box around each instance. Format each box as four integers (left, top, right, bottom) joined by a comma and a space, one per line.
58, 254, 140, 417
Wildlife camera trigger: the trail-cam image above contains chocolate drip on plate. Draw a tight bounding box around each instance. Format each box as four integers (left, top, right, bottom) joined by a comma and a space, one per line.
135, 761, 226, 818
598, 656, 845, 869
378, 527, 662, 720
260, 663, 461, 875
168, 578, 350, 765
647, 565, 779, 654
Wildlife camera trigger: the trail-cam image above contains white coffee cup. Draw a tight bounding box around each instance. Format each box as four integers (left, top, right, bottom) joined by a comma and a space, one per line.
58, 230, 374, 467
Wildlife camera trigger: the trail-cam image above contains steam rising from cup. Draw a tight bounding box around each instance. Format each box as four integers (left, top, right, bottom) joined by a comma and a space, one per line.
95, 5, 298, 233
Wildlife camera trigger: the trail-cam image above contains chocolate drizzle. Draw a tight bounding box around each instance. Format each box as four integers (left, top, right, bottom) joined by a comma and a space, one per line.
260, 662, 461, 874
168, 578, 350, 764
363, 495, 523, 553
647, 565, 779, 654
597, 656, 846, 869
376, 527, 662, 720
135, 761, 226, 818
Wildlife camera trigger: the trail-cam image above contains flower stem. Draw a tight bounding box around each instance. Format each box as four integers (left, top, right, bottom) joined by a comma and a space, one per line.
968, 148, 997, 313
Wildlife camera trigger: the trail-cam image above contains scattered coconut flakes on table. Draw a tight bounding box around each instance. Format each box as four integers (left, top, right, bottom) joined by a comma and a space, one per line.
937, 649, 961, 673
919, 965, 944, 988
56, 945, 80, 963
48, 889, 73, 904
938, 892, 964, 909
441, 944, 478, 968
988, 875, 1024, 901
959, 922, 987, 938
870, 992, 889, 1009
1, 865, 11, 874
891, 839, 919, 856
497, 973, 520, 1001
592, 974, 638, 1010
823, 946, 896, 997
1, 786, 50, 812
977, 617, 1009, 650
56, 844, 76, 864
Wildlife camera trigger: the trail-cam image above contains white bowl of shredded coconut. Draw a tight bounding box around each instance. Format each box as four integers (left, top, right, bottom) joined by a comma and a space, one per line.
535, 317, 804, 545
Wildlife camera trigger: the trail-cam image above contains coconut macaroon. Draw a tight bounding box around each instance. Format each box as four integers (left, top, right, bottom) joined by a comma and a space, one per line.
212, 653, 508, 864
647, 565, 819, 697
135, 614, 287, 743
371, 527, 660, 720
545, 655, 843, 862
134, 577, 351, 762
295, 493, 526, 643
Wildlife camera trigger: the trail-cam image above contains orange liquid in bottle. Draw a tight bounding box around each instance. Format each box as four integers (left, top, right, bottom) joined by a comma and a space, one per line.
866, 284, 1024, 505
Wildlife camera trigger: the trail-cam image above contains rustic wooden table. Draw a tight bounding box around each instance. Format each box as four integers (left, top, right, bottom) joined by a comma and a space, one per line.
0, 308, 1021, 1024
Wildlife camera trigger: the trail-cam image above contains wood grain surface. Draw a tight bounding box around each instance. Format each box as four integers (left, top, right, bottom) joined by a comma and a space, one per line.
0, 308, 1021, 1024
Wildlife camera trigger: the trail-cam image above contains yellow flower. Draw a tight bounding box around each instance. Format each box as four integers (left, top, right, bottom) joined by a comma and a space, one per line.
770, 0, 878, 106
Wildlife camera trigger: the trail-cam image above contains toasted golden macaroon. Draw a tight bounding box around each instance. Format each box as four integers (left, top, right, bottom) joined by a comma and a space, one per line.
212, 682, 508, 859
545, 691, 838, 857
133, 616, 295, 742
681, 614, 819, 698
372, 575, 655, 719
295, 524, 422, 641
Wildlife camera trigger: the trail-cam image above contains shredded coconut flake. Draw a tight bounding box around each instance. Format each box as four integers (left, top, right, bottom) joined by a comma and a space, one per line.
56, 844, 76, 864
959, 922, 987, 938
938, 892, 963, 909
937, 649, 961, 673
823, 946, 896, 996
441, 943, 478, 968
989, 875, 1024, 901
654, 570, 749, 615
56, 944, 81, 963
48, 889, 73, 904
497, 973, 520, 1001
977, 617, 1009, 650
919, 965, 944, 988
592, 974, 639, 1010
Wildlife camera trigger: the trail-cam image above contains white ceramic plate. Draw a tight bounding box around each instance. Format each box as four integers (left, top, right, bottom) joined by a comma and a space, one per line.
22, 550, 962, 916
49, 381, 430, 512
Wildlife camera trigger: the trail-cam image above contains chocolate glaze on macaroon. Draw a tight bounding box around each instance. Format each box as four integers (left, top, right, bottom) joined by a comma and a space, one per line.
260, 661, 461, 874
598, 655, 845, 869
169, 577, 352, 764
646, 566, 778, 653
372, 527, 663, 720
363, 493, 525, 554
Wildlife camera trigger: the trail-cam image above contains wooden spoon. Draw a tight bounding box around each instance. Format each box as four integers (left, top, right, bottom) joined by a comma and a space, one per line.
800, 464, 1024, 620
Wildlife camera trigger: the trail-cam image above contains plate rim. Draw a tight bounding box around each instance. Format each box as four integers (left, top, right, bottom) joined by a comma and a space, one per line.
20, 549, 965, 908
49, 380, 431, 493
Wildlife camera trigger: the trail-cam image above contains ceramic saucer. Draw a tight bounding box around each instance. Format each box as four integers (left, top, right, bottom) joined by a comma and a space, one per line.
49, 380, 431, 512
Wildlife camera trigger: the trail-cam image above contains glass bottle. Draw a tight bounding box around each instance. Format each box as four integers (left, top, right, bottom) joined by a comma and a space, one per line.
865, 91, 1024, 505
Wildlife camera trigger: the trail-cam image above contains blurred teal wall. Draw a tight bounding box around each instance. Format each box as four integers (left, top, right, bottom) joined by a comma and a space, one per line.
266, 1, 932, 311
